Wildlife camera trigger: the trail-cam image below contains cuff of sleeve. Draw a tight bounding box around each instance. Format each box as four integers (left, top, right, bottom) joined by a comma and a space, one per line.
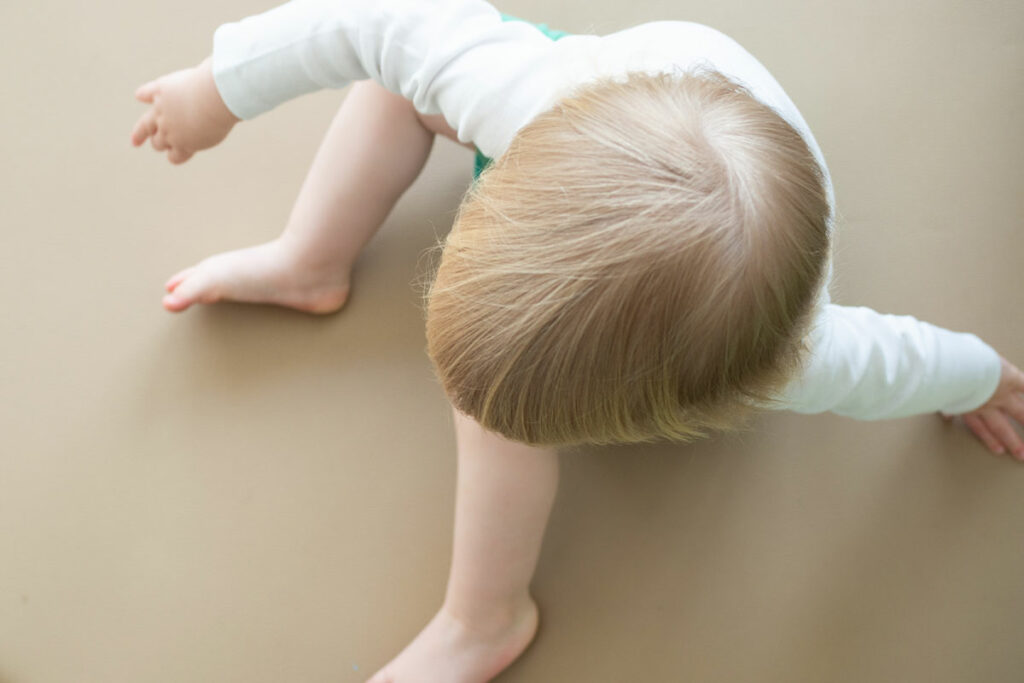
211, 22, 270, 121
938, 334, 1002, 417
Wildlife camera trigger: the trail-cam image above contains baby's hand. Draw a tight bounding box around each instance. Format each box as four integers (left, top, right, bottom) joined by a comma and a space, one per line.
130, 57, 239, 164
940, 355, 1024, 461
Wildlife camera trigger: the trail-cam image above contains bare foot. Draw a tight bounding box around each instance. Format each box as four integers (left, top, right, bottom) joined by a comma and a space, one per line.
162, 239, 351, 314
367, 598, 539, 683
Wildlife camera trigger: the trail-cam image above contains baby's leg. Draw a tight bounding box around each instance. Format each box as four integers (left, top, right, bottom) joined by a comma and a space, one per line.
163, 80, 436, 313
367, 408, 559, 683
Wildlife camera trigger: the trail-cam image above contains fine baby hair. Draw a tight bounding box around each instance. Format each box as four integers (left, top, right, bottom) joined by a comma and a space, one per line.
424, 68, 832, 447
126, 2, 1024, 678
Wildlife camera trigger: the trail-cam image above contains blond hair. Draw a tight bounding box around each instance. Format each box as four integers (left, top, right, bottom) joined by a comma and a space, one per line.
422, 69, 831, 447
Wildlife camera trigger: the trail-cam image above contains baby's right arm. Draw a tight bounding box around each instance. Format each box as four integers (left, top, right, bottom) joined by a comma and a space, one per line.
131, 0, 564, 164
130, 58, 239, 164
211, 0, 563, 157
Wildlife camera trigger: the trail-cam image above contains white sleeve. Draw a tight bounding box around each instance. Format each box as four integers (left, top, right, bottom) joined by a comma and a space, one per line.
210, 0, 566, 157
776, 303, 1001, 420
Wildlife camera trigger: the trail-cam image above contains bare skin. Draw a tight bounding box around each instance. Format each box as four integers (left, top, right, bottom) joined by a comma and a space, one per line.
129, 61, 1024, 459
938, 355, 1024, 461
133, 62, 555, 682
130, 55, 1024, 683
131, 60, 472, 314
366, 407, 557, 683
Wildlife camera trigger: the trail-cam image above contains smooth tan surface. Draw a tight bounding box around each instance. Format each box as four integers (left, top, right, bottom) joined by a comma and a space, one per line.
2, 1, 1022, 681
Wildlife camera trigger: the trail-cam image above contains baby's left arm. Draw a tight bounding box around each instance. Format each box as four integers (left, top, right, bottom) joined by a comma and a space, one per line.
776, 303, 1024, 458
778, 303, 1001, 419
941, 356, 1024, 459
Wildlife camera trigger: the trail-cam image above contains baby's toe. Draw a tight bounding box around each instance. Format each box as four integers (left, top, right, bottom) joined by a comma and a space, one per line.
162, 270, 218, 312
162, 293, 193, 313
165, 266, 196, 292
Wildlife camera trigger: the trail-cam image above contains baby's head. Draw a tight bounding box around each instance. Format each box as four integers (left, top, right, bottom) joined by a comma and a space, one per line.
424, 68, 831, 447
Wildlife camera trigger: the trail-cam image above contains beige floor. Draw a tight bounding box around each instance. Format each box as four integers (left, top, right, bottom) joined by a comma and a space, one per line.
2, 0, 1023, 681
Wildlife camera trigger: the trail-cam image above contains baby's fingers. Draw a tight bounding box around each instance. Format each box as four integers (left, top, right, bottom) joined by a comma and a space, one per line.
167, 148, 193, 165
984, 410, 1024, 461
1007, 358, 1024, 394
1005, 393, 1024, 427
150, 130, 169, 152
964, 412, 1024, 460
135, 80, 159, 103
130, 112, 157, 146
963, 413, 1006, 456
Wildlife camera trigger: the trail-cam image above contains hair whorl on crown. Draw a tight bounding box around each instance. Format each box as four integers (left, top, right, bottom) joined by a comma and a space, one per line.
422, 68, 831, 447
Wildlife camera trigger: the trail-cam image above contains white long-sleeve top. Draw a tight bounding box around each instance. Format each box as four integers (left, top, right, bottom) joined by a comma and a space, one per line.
210, 0, 1001, 419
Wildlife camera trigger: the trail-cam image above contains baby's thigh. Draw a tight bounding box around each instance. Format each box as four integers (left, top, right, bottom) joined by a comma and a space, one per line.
416, 111, 476, 151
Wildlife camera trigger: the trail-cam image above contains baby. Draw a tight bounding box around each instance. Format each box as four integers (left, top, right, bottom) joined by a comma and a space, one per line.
130, 0, 1024, 680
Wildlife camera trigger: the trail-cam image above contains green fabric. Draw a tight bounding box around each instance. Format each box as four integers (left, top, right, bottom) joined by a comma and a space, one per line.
472, 14, 572, 180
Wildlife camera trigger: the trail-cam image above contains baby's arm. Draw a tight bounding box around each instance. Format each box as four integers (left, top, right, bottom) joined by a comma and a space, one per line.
206, 0, 564, 158
159, 80, 437, 313
131, 0, 563, 163
777, 303, 1024, 459
130, 58, 238, 164
946, 356, 1024, 459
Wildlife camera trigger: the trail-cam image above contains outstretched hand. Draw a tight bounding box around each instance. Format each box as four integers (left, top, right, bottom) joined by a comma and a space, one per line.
130, 57, 239, 164
940, 355, 1024, 461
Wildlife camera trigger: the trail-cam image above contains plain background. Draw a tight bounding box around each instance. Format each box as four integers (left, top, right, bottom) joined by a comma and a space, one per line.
1, 0, 1022, 681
